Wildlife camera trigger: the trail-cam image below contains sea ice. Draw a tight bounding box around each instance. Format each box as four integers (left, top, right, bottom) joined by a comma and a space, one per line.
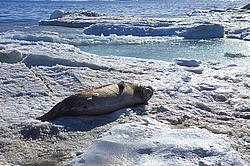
178, 23, 224, 39
82, 22, 224, 39
0, 49, 23, 63
70, 118, 245, 166
40, 7, 249, 40
224, 52, 248, 58
50, 10, 65, 20
0, 40, 249, 165
175, 59, 201, 67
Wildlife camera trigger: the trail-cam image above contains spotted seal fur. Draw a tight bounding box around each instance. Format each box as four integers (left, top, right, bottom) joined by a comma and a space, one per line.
36, 81, 153, 121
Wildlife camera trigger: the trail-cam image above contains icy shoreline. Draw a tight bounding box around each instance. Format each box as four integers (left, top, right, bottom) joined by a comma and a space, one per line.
0, 39, 249, 165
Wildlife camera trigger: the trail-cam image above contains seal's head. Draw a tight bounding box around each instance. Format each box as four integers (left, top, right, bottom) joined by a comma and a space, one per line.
136, 85, 153, 102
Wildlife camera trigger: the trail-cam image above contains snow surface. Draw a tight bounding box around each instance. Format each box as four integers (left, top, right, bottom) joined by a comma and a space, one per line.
0, 39, 249, 165
70, 118, 245, 166
50, 10, 65, 20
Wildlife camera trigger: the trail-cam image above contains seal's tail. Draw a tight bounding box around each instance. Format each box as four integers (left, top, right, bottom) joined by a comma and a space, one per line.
36, 101, 64, 122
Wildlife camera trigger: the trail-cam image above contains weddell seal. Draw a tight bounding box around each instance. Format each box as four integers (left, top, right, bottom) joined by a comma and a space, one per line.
36, 81, 153, 121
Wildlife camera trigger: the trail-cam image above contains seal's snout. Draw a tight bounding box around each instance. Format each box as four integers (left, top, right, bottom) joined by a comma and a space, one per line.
142, 86, 153, 101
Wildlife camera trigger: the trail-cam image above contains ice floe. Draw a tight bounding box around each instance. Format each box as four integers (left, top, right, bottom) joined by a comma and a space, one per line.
176, 59, 201, 67
39, 6, 250, 40
0, 49, 23, 63
50, 10, 65, 20
1, 30, 180, 46
0, 39, 249, 164
70, 118, 245, 166
224, 52, 248, 58
83, 22, 224, 39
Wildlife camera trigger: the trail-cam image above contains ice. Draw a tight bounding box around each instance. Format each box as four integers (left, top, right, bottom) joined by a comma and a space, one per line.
82, 23, 182, 37
224, 52, 248, 58
50, 10, 65, 20
12, 33, 61, 43
0, 49, 23, 63
0, 6, 247, 164
39, 7, 250, 40
0, 40, 249, 164
83, 22, 224, 39
241, 3, 250, 10
178, 23, 224, 39
227, 28, 250, 41
175, 59, 201, 67
185, 67, 204, 74
2, 31, 180, 46
70, 118, 245, 166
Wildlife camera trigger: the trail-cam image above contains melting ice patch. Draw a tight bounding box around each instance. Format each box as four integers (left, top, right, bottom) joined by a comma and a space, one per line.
70, 118, 245, 166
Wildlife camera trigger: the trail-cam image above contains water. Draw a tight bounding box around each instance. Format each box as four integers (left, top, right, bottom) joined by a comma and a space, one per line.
0, 0, 249, 65
79, 38, 250, 64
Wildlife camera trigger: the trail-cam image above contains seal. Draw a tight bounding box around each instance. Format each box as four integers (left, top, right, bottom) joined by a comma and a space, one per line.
36, 81, 153, 121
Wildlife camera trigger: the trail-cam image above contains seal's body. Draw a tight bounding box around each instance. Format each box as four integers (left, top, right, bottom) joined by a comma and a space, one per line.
36, 81, 153, 121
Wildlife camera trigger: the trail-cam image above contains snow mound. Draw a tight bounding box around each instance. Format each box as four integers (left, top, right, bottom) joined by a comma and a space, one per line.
50, 10, 65, 20
0, 50, 23, 63
4, 31, 177, 46
241, 4, 250, 10
12, 33, 61, 43
176, 59, 201, 67
70, 118, 245, 166
22, 53, 108, 70
224, 52, 248, 58
227, 28, 250, 41
178, 23, 224, 39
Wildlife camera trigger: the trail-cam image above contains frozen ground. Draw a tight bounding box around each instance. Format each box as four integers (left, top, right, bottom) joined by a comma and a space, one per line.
70, 119, 245, 166
0, 39, 249, 165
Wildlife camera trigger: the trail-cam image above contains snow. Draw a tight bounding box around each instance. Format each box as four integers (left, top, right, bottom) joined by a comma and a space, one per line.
241, 3, 250, 10
0, 49, 23, 63
50, 10, 65, 20
176, 59, 201, 67
0, 39, 249, 165
224, 52, 248, 58
70, 118, 245, 166
178, 23, 224, 39
0, 6, 249, 164
12, 33, 61, 43
82, 22, 224, 39
2, 31, 179, 46
39, 7, 250, 40
227, 28, 250, 41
